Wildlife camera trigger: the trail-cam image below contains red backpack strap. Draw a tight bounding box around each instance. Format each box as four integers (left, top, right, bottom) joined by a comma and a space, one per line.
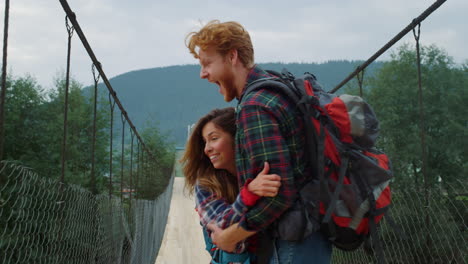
304, 79, 315, 96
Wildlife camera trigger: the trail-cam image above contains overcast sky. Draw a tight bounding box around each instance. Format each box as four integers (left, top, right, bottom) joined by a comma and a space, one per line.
1, 0, 466, 89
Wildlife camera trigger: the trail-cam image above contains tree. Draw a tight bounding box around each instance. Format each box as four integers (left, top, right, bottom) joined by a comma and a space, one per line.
4, 75, 46, 163
44, 76, 110, 192
3, 73, 110, 193
362, 44, 468, 187
339, 44, 467, 264
136, 119, 175, 200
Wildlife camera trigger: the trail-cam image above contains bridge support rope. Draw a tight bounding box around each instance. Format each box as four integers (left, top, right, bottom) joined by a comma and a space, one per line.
330, 0, 447, 93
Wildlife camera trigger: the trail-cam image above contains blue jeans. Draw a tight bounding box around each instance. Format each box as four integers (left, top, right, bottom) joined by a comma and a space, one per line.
269, 231, 332, 264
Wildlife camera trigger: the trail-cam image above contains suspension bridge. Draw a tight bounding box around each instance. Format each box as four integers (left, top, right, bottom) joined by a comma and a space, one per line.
1, 0, 466, 263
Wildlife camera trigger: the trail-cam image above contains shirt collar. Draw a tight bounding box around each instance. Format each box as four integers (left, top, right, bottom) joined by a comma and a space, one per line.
238, 65, 272, 101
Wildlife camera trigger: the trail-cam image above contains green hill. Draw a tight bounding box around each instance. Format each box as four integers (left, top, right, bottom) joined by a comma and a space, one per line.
97, 61, 382, 147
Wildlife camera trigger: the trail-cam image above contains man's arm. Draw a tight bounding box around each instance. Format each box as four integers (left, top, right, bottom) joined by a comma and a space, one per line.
235, 95, 299, 232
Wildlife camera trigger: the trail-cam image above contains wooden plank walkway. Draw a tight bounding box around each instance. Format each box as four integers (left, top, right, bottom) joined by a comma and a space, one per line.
155, 177, 211, 264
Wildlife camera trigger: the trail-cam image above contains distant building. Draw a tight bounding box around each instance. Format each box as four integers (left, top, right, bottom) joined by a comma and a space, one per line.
122, 188, 136, 199
187, 124, 195, 140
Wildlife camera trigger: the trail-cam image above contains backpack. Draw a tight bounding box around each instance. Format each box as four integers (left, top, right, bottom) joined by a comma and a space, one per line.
244, 69, 393, 262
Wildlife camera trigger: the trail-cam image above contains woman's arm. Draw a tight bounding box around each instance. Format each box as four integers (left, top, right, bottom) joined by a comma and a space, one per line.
245, 162, 281, 197
195, 162, 280, 229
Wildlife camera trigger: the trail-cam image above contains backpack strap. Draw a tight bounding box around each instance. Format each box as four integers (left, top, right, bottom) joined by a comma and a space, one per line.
243, 75, 319, 172
215, 251, 251, 264
368, 194, 386, 264
243, 77, 301, 105
243, 74, 321, 180
202, 228, 215, 252
292, 74, 321, 180
322, 153, 350, 241
243, 74, 326, 239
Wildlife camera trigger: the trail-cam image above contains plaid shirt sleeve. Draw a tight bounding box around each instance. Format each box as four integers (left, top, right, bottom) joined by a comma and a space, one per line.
236, 89, 299, 232
195, 184, 254, 229
195, 184, 249, 253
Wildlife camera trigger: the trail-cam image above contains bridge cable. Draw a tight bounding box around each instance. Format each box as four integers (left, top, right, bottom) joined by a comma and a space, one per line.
91, 63, 101, 195
330, 0, 447, 93
130, 130, 135, 213
0, 0, 10, 163
57, 15, 75, 257
120, 112, 127, 203
90, 63, 101, 262
60, 16, 74, 185
136, 141, 141, 211
413, 23, 432, 257
108, 91, 117, 199
106, 92, 116, 252
58, 0, 157, 162
356, 69, 365, 97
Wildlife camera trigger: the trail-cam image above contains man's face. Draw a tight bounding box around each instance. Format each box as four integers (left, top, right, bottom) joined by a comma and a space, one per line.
198, 47, 237, 102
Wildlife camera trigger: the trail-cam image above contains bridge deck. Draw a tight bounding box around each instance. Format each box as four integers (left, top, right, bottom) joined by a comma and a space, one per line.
155, 177, 211, 264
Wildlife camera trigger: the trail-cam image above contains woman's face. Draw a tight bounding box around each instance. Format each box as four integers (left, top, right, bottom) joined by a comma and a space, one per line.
202, 121, 236, 175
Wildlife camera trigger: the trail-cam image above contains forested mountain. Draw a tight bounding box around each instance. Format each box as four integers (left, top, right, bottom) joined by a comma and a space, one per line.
97, 61, 383, 147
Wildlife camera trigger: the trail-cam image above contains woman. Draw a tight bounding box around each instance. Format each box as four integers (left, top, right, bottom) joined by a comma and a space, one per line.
181, 107, 281, 264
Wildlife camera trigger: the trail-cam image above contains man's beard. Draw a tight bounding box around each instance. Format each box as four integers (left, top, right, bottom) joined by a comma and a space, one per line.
222, 71, 237, 102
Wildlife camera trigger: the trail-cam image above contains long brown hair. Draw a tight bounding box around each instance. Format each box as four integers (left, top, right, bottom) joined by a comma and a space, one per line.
180, 107, 238, 203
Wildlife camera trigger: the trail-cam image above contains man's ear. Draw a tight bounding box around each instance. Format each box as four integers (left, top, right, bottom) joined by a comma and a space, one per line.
229, 49, 239, 66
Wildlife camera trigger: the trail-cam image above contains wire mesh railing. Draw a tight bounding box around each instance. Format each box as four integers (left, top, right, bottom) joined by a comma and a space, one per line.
332, 180, 467, 263
0, 160, 174, 264
0, 0, 176, 263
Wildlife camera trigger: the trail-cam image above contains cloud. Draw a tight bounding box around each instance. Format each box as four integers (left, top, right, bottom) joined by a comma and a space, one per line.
0, 0, 465, 88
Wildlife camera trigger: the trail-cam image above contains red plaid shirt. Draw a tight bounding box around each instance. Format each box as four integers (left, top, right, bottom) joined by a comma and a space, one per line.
234, 65, 308, 232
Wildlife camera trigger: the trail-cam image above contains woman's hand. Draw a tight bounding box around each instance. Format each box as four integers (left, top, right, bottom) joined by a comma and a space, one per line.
247, 162, 281, 197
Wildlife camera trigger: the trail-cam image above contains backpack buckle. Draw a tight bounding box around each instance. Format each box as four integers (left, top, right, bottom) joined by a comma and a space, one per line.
298, 95, 320, 107
281, 68, 295, 81
304, 72, 317, 80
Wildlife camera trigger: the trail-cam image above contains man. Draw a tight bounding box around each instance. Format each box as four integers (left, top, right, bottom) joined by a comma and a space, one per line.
186, 20, 331, 263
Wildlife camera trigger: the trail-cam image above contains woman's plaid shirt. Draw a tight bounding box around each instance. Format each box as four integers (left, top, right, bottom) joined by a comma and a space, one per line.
195, 183, 260, 254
